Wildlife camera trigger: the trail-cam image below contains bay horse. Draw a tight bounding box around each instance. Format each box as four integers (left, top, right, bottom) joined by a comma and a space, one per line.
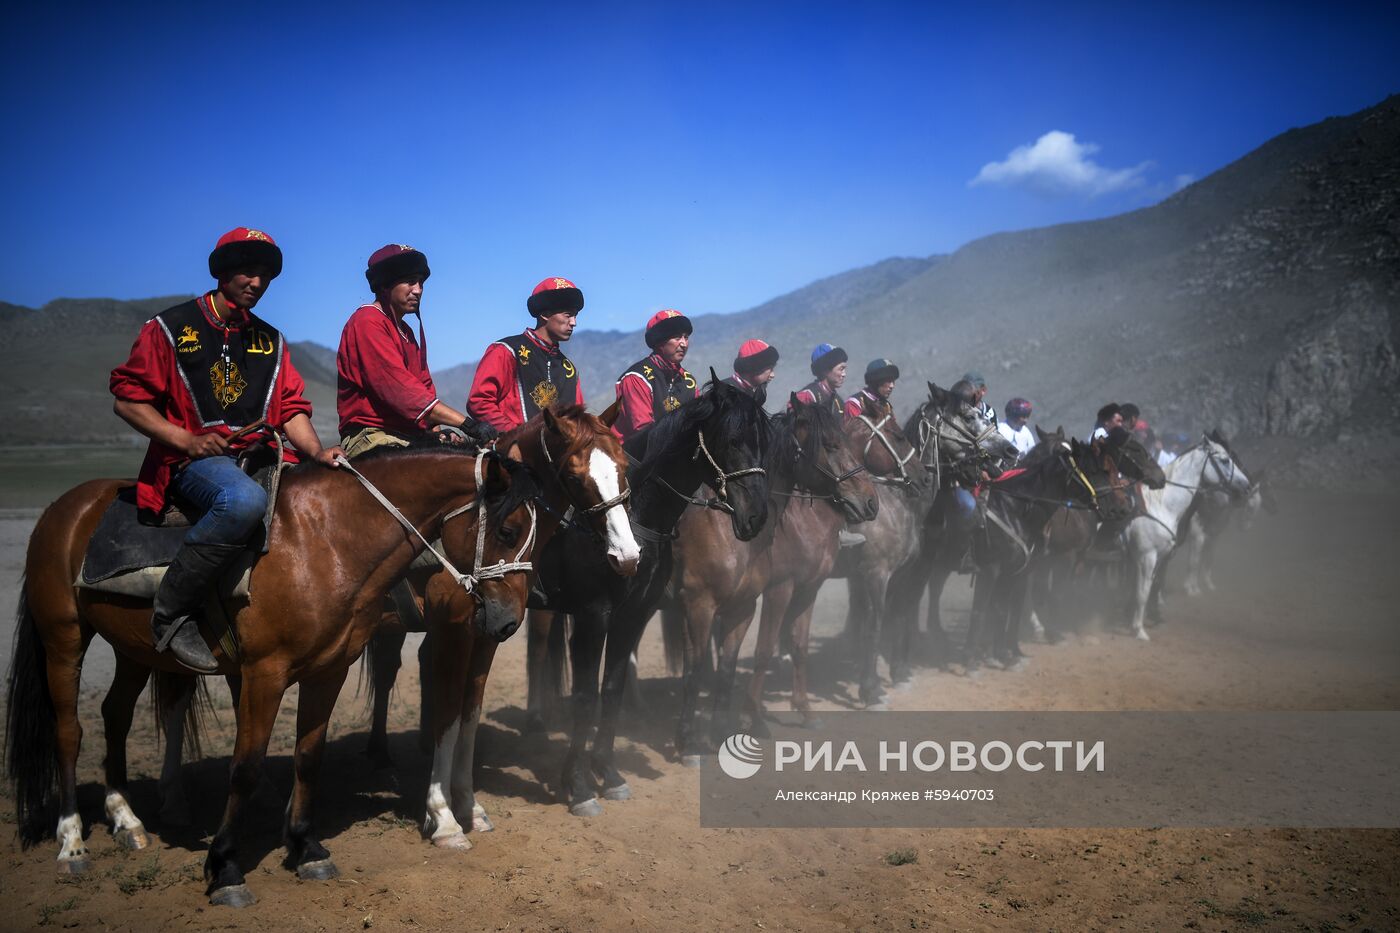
883, 382, 1015, 674
404, 405, 640, 847
832, 391, 931, 707
533, 376, 774, 816
670, 397, 879, 759
1124, 432, 1252, 640
6, 447, 538, 906
962, 436, 1130, 669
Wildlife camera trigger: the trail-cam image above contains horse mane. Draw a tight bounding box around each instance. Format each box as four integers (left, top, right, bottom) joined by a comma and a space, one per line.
482, 451, 545, 527
630, 379, 772, 488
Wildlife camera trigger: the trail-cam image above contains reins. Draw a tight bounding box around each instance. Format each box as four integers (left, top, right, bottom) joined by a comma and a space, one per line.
640, 429, 767, 516
335, 452, 536, 596
856, 411, 917, 487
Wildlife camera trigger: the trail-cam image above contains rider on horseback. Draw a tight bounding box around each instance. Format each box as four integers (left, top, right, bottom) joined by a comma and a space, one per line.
1090, 402, 1123, 441
110, 227, 346, 673
792, 343, 847, 416
997, 397, 1036, 459
469, 276, 587, 432
722, 339, 779, 407
963, 370, 997, 427
337, 244, 497, 457
614, 310, 699, 441
843, 358, 900, 421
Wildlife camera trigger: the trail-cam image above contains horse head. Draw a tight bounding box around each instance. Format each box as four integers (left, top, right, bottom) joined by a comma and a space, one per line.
1199, 431, 1252, 501
441, 451, 543, 641
784, 394, 879, 523
1065, 437, 1126, 520
1103, 428, 1166, 490
526, 404, 640, 576
853, 392, 930, 494
671, 374, 773, 540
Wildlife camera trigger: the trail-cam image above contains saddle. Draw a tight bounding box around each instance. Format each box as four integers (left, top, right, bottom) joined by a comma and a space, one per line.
75, 453, 283, 599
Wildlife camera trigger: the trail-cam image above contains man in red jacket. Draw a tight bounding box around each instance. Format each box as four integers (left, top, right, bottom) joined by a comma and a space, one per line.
337, 244, 496, 455
110, 227, 343, 672
614, 309, 699, 441
468, 277, 586, 433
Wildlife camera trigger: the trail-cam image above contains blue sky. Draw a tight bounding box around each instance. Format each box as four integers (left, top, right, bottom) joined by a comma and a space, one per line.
2, 1, 1397, 365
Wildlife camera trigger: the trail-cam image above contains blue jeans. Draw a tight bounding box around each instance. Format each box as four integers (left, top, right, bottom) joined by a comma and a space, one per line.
951, 488, 978, 531
170, 455, 268, 547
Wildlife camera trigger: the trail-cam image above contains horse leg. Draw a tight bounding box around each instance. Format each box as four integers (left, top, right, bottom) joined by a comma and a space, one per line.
677, 591, 717, 764
47, 617, 92, 873
283, 667, 349, 882
562, 609, 606, 817
422, 619, 472, 847
525, 609, 562, 734
1130, 547, 1160, 641
204, 669, 285, 907
746, 581, 792, 737
101, 655, 153, 851
710, 603, 757, 745
855, 574, 887, 708
364, 626, 406, 769
591, 614, 646, 801
964, 569, 995, 669
1183, 515, 1205, 597
925, 565, 955, 667
1202, 530, 1221, 593
787, 585, 824, 728
157, 675, 195, 826
450, 638, 499, 835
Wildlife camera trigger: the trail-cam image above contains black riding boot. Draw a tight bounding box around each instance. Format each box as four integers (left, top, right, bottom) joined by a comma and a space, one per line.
152, 541, 244, 673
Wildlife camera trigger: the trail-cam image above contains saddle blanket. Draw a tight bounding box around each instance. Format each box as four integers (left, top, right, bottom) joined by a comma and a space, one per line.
74, 485, 259, 599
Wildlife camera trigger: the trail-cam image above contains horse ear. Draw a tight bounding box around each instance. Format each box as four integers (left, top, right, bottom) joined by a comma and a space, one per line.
1035, 425, 1050, 442
789, 391, 802, 409
598, 399, 621, 428
1210, 427, 1227, 445
709, 366, 721, 387
541, 406, 560, 435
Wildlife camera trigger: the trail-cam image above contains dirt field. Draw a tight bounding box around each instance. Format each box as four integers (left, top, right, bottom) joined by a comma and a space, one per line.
2, 490, 1398, 932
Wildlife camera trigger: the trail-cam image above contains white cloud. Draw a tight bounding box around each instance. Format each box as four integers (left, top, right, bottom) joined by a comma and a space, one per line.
970, 130, 1152, 197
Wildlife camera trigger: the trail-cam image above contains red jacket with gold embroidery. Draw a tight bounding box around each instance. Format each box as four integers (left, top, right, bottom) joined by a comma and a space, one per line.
335, 303, 439, 437
467, 329, 584, 432
109, 292, 312, 515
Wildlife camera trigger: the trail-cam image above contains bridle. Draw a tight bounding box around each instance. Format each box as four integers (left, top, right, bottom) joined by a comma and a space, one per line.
536, 426, 631, 528
336, 452, 536, 599
855, 411, 917, 487
647, 429, 768, 517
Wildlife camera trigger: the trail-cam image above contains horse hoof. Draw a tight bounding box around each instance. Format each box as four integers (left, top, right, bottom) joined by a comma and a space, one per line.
1007, 657, 1030, 673
432, 832, 472, 850
296, 858, 340, 881
209, 883, 257, 908
57, 857, 91, 875
680, 754, 707, 769
1135, 630, 1151, 642
602, 783, 631, 801
114, 827, 150, 851
467, 801, 495, 829
569, 797, 603, 818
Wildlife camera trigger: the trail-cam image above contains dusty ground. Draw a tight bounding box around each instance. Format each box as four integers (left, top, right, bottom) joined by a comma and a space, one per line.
1, 491, 1398, 932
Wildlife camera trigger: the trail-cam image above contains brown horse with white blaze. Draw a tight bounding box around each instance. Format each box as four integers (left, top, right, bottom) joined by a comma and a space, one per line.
5, 447, 538, 906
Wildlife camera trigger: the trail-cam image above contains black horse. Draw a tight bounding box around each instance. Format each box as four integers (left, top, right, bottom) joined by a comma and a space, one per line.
963, 437, 1127, 669
533, 376, 773, 816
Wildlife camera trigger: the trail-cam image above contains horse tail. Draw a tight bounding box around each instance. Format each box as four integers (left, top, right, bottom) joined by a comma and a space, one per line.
661, 606, 686, 676
151, 670, 213, 762
543, 613, 569, 700
4, 579, 58, 846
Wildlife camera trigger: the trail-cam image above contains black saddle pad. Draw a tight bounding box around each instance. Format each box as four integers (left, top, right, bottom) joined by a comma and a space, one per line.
80, 464, 277, 585
81, 487, 189, 583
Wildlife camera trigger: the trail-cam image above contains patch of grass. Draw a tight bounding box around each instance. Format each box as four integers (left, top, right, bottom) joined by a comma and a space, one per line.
37, 897, 78, 926
884, 848, 918, 866
1195, 897, 1268, 926
113, 855, 163, 895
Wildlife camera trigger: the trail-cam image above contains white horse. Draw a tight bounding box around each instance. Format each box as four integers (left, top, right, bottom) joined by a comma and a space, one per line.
1124, 436, 1251, 640
1181, 475, 1267, 597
